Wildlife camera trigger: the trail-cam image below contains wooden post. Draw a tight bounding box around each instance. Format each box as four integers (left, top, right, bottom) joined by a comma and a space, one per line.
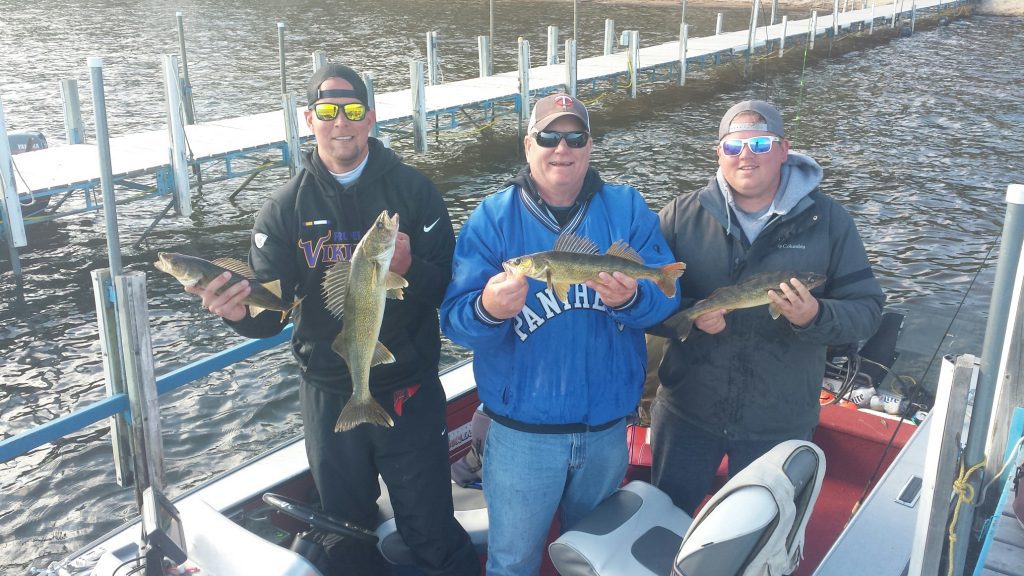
573, 0, 579, 50
89, 57, 123, 277
517, 38, 530, 145
427, 31, 440, 86
92, 268, 134, 487
779, 16, 788, 57
0, 94, 27, 250
489, 0, 495, 74
678, 23, 688, 86
411, 61, 428, 153
364, 72, 379, 139
810, 11, 818, 50
907, 355, 977, 576
175, 11, 197, 125
716, 13, 724, 35
278, 22, 287, 94
547, 26, 560, 65
745, 0, 760, 78
162, 54, 192, 218
282, 94, 302, 174
626, 30, 639, 99
115, 271, 166, 504
60, 79, 84, 144
312, 50, 327, 73
478, 36, 492, 77
564, 39, 577, 96
604, 19, 615, 55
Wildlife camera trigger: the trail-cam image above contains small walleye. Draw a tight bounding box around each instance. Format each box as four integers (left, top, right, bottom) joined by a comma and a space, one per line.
322, 210, 408, 432
660, 271, 827, 341
502, 233, 686, 304
154, 252, 300, 322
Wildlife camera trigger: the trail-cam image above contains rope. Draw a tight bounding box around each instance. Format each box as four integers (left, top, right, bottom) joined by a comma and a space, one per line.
946, 457, 987, 576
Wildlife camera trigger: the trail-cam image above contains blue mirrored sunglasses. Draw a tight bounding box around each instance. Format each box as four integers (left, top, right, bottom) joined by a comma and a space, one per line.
720, 135, 781, 156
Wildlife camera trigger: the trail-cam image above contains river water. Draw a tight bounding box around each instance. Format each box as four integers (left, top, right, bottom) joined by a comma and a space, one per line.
0, 0, 1022, 572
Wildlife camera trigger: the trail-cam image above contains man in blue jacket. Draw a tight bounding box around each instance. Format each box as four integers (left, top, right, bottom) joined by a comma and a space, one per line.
441, 93, 679, 575
652, 100, 885, 514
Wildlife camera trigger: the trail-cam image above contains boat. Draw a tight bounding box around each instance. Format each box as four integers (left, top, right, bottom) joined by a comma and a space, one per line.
45, 308, 943, 576
3, 129, 51, 218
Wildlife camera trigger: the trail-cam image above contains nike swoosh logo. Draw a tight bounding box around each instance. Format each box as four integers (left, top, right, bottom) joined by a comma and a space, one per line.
423, 218, 440, 233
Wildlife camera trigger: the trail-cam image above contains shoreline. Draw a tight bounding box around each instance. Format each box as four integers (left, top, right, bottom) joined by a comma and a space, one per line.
590, 0, 1020, 16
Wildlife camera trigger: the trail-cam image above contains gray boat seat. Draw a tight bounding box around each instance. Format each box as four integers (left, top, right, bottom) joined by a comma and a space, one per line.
549, 440, 825, 576
181, 499, 322, 575
374, 476, 489, 565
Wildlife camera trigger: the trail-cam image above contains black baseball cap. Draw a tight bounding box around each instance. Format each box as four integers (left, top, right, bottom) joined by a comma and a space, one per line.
306, 63, 369, 108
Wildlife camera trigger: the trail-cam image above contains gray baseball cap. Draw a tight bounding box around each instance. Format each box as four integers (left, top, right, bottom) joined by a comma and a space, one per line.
719, 100, 785, 140
528, 93, 590, 133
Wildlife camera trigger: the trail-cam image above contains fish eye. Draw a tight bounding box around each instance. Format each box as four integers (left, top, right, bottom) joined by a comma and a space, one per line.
510, 258, 520, 265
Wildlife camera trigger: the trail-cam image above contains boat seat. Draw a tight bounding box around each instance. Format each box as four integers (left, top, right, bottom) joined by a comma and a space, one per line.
549, 440, 825, 576
180, 499, 322, 576
374, 476, 489, 565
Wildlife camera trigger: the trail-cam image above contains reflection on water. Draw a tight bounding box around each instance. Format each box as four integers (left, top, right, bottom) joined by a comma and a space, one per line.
1, 0, 1022, 571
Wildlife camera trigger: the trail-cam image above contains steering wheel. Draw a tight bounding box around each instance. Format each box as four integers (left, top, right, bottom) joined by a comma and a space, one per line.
262, 493, 378, 543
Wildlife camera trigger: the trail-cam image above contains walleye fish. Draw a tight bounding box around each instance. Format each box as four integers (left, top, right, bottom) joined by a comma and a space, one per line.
154, 252, 300, 322
502, 233, 686, 304
322, 210, 408, 432
659, 271, 827, 342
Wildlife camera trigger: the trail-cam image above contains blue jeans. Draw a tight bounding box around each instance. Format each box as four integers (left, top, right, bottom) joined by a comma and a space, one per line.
482, 419, 628, 576
650, 398, 815, 515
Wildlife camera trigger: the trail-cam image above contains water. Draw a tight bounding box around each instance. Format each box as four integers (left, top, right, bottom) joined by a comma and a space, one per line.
0, 0, 1021, 572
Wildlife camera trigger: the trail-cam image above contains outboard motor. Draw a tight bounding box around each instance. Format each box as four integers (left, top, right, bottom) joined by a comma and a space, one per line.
7, 130, 48, 155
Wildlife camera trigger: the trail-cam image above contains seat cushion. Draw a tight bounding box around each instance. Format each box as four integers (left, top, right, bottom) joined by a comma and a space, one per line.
375, 477, 488, 565
549, 480, 693, 576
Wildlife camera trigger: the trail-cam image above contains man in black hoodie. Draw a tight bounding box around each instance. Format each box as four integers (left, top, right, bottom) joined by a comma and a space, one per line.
185, 64, 478, 575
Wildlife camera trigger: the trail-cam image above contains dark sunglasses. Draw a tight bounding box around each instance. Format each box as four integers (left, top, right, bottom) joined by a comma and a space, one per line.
533, 130, 589, 149
311, 102, 368, 122
720, 136, 781, 156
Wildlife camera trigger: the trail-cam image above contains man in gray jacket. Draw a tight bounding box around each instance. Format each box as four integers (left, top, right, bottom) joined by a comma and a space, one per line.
651, 100, 885, 514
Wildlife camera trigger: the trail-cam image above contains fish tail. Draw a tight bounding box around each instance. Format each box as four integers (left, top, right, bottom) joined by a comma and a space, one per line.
334, 397, 395, 432
656, 262, 687, 298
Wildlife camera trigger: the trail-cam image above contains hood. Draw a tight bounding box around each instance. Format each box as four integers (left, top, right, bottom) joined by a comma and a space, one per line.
705, 151, 823, 240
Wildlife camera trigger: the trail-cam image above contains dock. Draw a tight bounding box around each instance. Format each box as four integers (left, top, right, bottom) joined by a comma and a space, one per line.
1, 0, 966, 278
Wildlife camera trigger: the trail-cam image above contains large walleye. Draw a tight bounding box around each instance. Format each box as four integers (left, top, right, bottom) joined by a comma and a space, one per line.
502, 233, 686, 304
658, 271, 827, 342
321, 210, 408, 432
154, 252, 300, 322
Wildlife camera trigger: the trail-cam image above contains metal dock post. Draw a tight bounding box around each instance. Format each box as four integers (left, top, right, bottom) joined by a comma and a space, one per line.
565, 39, 577, 96
162, 54, 192, 218
60, 79, 84, 144
89, 57, 123, 277
411, 61, 428, 153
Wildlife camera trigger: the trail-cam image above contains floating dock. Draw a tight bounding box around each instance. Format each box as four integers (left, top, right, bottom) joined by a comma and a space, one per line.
1, 0, 966, 278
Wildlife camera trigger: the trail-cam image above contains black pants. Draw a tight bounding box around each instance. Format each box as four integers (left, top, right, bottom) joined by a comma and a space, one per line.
300, 377, 480, 576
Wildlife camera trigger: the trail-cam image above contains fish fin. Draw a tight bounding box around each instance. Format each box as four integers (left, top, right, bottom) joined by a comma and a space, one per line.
552, 282, 571, 304
249, 305, 266, 318
769, 303, 782, 320
663, 310, 695, 342
371, 341, 396, 366
605, 240, 645, 265
322, 261, 352, 318
334, 397, 394, 432
212, 258, 256, 279
384, 272, 408, 300
260, 279, 283, 299
331, 332, 350, 367
656, 262, 687, 297
552, 232, 600, 255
